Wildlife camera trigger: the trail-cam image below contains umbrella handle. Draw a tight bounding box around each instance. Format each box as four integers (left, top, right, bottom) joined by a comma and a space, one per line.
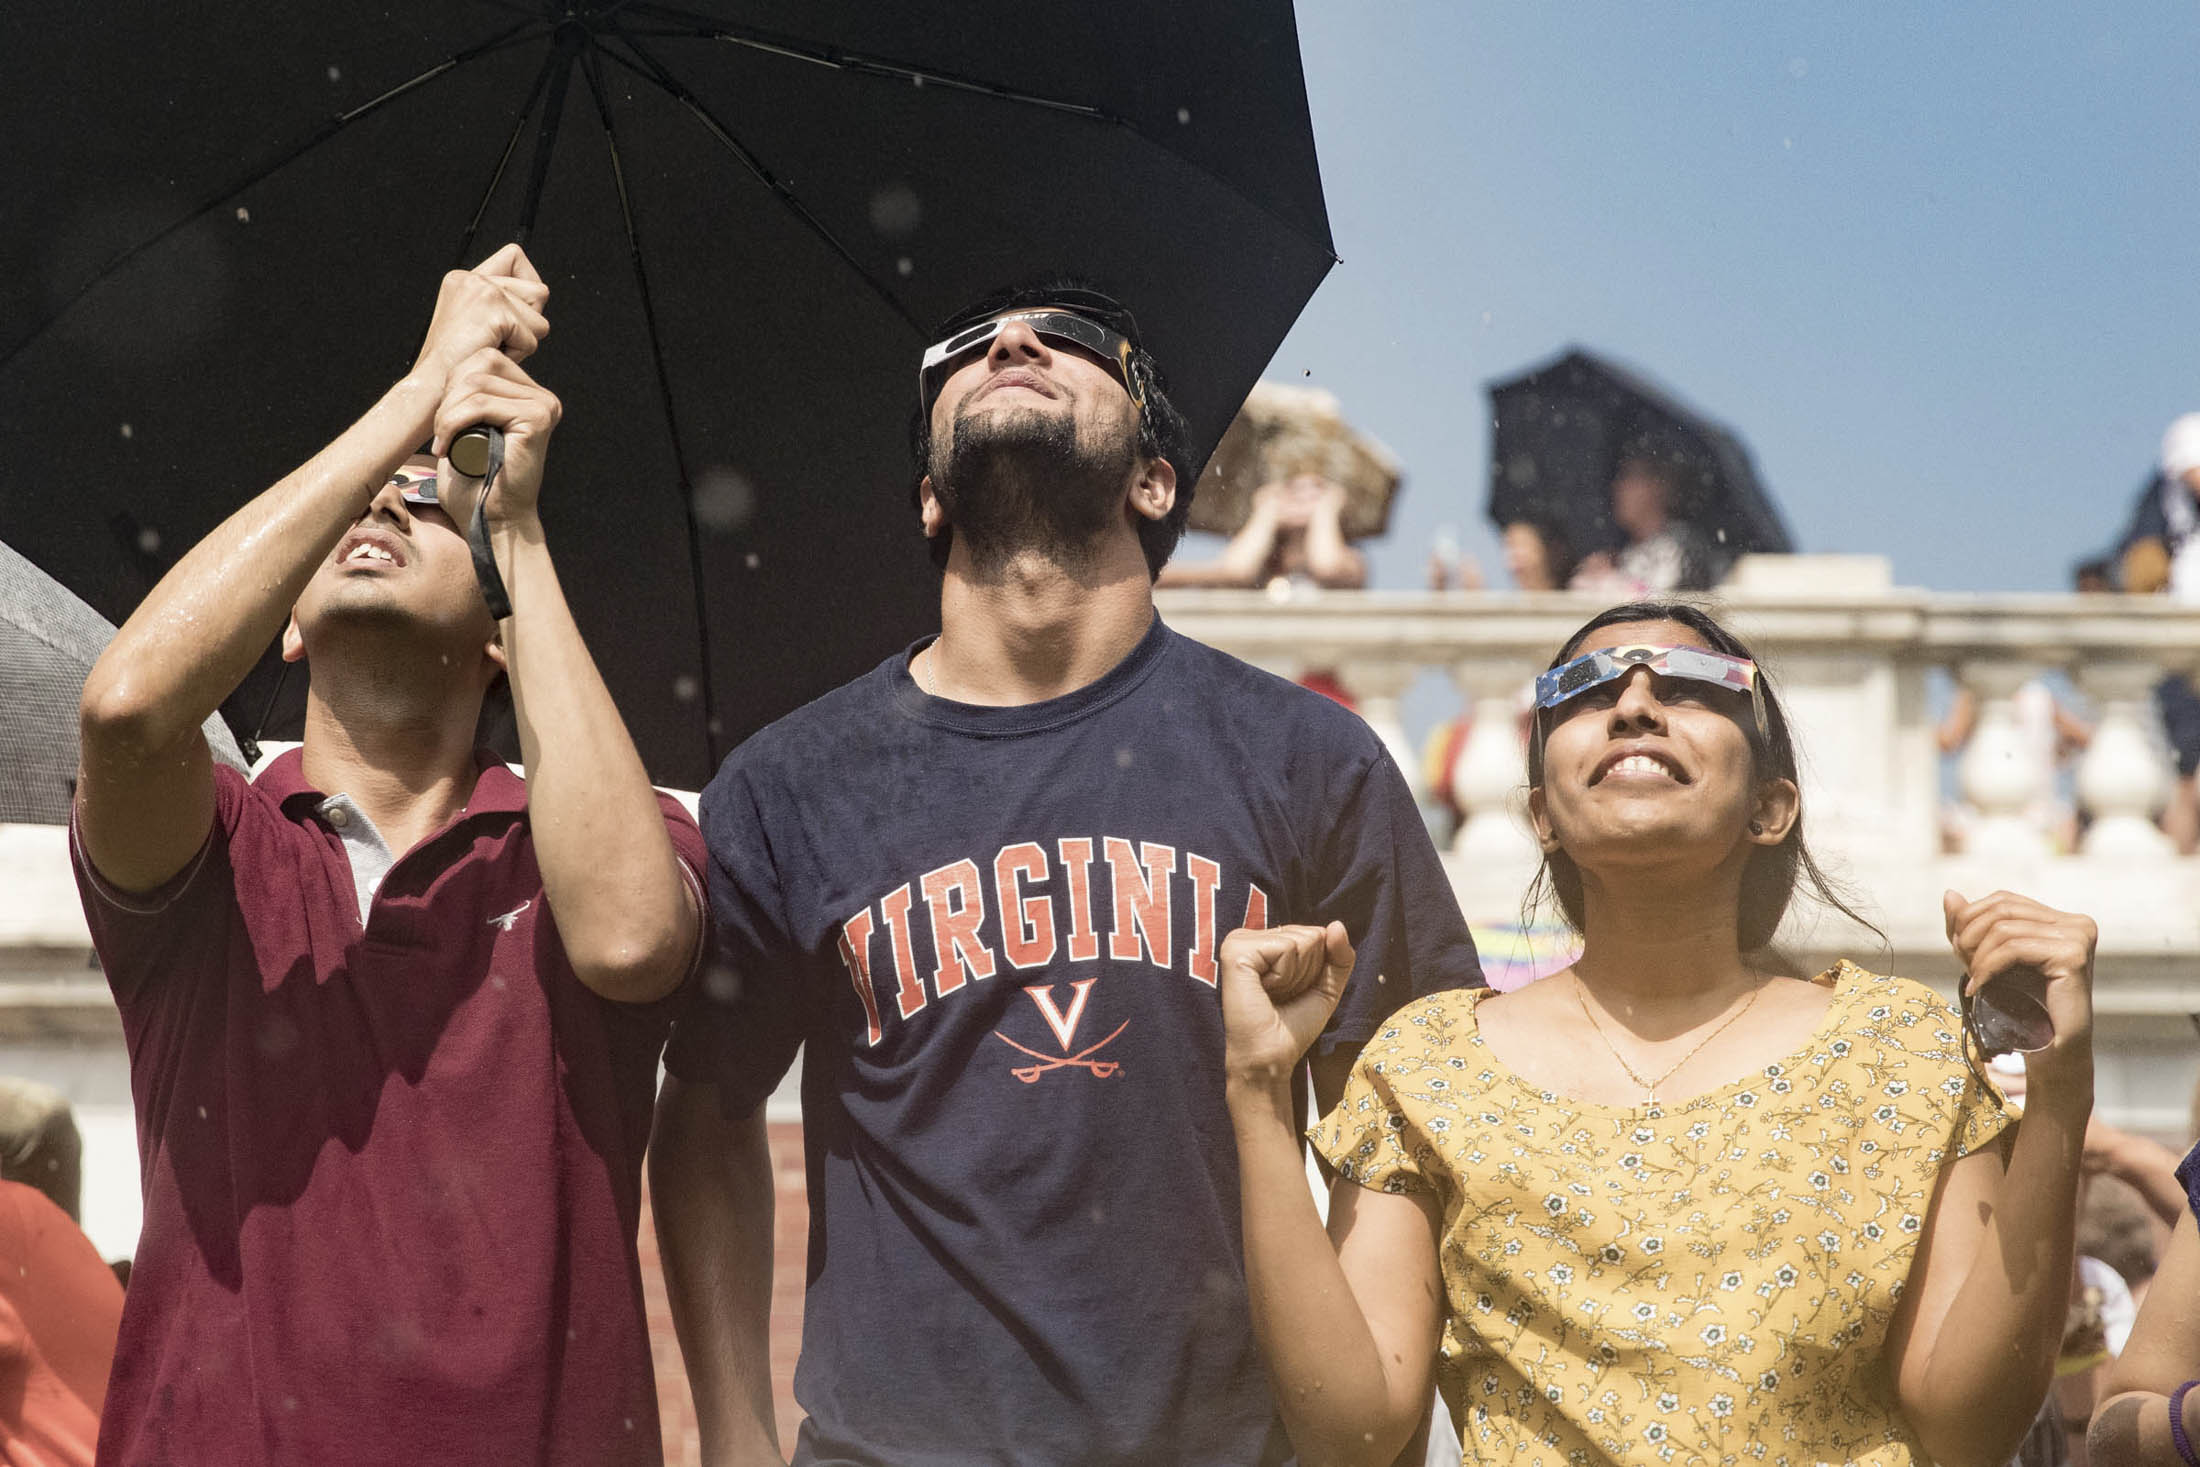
449, 426, 514, 620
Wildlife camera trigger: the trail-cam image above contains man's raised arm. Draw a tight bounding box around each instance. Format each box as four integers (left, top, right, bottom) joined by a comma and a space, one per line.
76, 246, 548, 892
428, 341, 700, 1003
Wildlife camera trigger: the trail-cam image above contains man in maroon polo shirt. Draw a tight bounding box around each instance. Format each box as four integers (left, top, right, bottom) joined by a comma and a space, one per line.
71, 243, 704, 1467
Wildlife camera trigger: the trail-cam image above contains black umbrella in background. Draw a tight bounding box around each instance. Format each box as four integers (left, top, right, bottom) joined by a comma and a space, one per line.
1486, 348, 1794, 564
0, 2, 1335, 789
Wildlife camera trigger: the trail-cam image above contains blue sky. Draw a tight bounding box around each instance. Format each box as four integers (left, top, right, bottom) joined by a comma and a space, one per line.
1211, 3, 2200, 592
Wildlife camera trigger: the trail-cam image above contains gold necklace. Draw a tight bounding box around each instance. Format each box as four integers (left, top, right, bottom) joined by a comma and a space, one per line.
1571, 973, 1766, 1106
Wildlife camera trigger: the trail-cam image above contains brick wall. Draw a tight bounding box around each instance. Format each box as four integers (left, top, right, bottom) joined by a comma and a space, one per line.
638, 1119, 809, 1467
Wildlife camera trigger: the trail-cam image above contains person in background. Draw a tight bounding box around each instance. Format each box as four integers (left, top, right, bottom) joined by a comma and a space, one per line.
1226, 600, 2096, 1467
1423, 514, 1577, 824
2088, 1144, 2200, 1464
1159, 473, 1368, 590
0, 1177, 124, 1467
1572, 452, 1725, 594
0, 1077, 82, 1221
2119, 415, 2200, 853
1426, 516, 1578, 593
1502, 514, 1578, 592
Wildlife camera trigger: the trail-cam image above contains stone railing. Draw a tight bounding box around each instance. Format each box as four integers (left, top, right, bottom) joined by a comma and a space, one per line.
1161, 555, 2200, 1136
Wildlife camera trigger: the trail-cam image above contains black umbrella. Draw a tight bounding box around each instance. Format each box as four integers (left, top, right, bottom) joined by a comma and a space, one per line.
0, 2, 1335, 789
1486, 348, 1793, 564
0, 539, 245, 825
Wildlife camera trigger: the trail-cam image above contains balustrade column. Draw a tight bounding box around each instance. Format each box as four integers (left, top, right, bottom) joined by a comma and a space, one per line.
1447, 660, 1538, 866
2074, 658, 2174, 858
1330, 658, 1425, 802
1953, 660, 2053, 863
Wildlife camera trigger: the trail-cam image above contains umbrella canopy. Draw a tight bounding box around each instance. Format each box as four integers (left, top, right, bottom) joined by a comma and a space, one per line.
0, 1, 1335, 789
0, 540, 245, 825
1485, 348, 1793, 563
1189, 381, 1401, 541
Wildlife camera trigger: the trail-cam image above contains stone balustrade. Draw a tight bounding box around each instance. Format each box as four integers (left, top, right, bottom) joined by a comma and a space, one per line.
6, 556, 2198, 1261
1160, 556, 2200, 1136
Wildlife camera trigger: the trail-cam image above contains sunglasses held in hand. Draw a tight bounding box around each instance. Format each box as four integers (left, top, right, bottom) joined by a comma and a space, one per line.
1960, 966, 2055, 1060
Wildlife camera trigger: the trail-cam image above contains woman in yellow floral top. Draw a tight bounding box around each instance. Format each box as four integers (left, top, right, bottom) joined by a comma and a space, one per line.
1222, 601, 2099, 1467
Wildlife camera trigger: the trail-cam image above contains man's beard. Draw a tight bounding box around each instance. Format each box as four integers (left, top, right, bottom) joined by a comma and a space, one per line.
929, 403, 1138, 577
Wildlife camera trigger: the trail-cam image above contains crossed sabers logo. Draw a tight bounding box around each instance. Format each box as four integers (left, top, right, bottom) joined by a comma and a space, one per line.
992, 979, 1126, 1083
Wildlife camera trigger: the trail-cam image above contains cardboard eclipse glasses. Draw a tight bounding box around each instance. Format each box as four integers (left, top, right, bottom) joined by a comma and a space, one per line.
919, 307, 1145, 416
389, 466, 441, 507
1534, 643, 1768, 739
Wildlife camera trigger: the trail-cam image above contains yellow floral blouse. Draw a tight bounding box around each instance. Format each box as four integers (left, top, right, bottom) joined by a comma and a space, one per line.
1310, 961, 2012, 1467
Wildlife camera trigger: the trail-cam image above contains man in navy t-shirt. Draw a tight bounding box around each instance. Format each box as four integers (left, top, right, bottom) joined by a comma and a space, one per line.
654, 283, 1481, 1466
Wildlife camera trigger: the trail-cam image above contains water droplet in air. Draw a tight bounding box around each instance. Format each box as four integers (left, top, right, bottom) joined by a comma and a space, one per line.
119, 422, 134, 439
673, 675, 700, 703
1176, 107, 1192, 124
869, 184, 922, 236
743, 551, 760, 569
896, 256, 915, 278
691, 468, 756, 532
327, 65, 342, 82
197, 1106, 207, 1119
1786, 57, 1808, 79
1115, 747, 1134, 768
137, 526, 161, 553
234, 207, 251, 224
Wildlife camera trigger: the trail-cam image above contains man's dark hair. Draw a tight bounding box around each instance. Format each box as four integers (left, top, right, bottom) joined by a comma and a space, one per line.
908, 277, 1194, 579
1523, 600, 1881, 954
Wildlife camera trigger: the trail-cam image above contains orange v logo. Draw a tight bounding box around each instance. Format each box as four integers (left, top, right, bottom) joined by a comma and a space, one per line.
1025, 979, 1098, 1052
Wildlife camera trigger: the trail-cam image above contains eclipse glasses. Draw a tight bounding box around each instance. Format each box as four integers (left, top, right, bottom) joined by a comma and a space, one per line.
1534, 643, 1768, 739
390, 465, 440, 507
919, 306, 1146, 417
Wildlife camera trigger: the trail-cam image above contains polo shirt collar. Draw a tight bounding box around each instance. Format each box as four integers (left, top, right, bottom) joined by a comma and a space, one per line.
254, 746, 527, 820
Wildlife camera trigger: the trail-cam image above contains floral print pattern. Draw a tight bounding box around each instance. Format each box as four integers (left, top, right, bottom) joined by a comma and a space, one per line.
1309, 962, 2011, 1466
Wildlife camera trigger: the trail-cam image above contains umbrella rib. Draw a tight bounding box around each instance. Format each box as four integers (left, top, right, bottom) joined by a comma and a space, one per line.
574, 46, 724, 774
615, 3, 1109, 119
453, 39, 568, 266
607, 2, 1339, 267
2, 18, 550, 366
594, 36, 922, 332
515, 34, 582, 244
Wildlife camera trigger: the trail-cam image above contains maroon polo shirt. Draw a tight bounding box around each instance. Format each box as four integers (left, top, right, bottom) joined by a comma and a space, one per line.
71, 749, 705, 1467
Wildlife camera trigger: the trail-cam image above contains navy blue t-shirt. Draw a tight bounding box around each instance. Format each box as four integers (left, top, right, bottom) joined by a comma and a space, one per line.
667, 615, 1481, 1466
